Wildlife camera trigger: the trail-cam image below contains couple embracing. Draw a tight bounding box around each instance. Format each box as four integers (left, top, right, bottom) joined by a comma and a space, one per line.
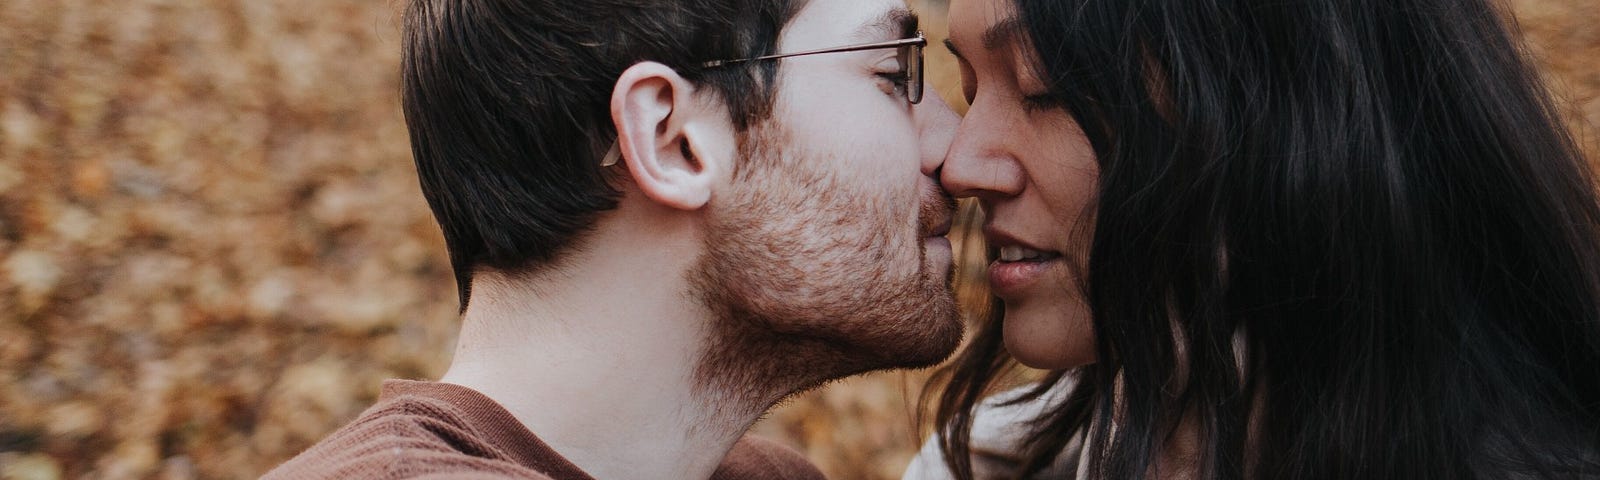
268, 0, 1600, 479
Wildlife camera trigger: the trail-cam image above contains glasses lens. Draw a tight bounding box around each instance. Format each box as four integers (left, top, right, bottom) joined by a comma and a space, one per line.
896, 42, 923, 105
908, 43, 923, 104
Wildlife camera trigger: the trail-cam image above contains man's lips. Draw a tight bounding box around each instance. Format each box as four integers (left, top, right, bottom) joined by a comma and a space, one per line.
926, 217, 952, 238
921, 189, 957, 238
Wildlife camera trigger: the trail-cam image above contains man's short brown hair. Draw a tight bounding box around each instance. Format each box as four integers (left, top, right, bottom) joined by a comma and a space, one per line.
401, 0, 807, 306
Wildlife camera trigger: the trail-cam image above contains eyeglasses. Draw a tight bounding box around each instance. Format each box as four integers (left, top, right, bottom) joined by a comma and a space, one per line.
602, 32, 926, 167
702, 31, 926, 105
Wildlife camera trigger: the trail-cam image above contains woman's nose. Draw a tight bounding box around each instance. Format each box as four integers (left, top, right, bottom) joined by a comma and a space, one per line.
940, 101, 1025, 200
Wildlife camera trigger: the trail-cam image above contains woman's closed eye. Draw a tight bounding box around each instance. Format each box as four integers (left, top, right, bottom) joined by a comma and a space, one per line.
1021, 92, 1061, 113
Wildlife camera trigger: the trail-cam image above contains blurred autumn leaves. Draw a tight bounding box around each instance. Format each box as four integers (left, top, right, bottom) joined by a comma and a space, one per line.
1, 2, 456, 478
1, 0, 1596, 479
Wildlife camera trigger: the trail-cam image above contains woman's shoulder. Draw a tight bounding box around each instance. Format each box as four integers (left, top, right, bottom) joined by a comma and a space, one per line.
903, 381, 1081, 480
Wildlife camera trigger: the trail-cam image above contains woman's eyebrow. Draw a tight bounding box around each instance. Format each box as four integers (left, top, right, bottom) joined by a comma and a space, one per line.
945, 15, 1022, 60
981, 16, 1023, 50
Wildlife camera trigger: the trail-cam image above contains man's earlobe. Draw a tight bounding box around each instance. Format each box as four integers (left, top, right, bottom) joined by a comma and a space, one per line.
610, 62, 724, 211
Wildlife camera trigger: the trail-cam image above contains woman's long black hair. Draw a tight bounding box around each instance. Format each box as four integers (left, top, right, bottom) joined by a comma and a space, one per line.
929, 0, 1600, 478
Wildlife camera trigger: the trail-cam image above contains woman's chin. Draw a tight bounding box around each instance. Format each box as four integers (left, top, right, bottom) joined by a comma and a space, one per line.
1000, 301, 1098, 370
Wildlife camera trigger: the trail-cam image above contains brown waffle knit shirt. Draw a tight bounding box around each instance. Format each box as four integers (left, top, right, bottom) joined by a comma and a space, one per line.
261, 380, 826, 480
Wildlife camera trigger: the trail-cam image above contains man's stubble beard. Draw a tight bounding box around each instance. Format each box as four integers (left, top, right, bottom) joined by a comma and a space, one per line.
687, 121, 964, 422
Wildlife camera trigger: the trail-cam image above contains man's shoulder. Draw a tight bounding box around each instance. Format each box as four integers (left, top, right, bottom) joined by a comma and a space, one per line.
263, 381, 829, 480
262, 393, 556, 480
714, 435, 828, 480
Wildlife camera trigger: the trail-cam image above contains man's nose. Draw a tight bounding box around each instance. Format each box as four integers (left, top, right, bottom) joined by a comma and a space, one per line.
914, 92, 961, 178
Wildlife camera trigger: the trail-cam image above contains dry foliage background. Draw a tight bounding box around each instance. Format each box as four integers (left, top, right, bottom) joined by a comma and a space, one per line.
0, 0, 1596, 479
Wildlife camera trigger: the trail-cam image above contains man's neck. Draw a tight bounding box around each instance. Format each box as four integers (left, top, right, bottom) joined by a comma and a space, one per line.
437, 211, 779, 480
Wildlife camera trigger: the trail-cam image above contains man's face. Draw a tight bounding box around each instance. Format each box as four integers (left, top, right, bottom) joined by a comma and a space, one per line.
695, 0, 964, 383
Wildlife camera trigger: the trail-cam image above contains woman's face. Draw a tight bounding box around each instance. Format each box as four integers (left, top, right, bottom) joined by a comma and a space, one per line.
942, 0, 1099, 370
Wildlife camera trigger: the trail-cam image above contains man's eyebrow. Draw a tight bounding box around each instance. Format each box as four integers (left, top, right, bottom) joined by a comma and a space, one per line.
855, 7, 919, 41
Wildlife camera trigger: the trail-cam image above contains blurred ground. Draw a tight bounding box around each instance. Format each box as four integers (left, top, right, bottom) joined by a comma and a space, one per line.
0, 0, 1595, 479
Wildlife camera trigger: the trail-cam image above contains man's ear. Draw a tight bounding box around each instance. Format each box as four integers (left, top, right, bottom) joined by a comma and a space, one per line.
610, 62, 730, 211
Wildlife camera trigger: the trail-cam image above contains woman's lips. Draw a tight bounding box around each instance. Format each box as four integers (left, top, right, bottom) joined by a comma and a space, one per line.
989, 255, 1062, 298
983, 229, 1063, 298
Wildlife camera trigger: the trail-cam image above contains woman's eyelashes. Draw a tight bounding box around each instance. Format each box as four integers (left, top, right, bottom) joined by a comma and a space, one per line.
1021, 92, 1060, 112
953, 60, 1054, 112
959, 64, 977, 104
